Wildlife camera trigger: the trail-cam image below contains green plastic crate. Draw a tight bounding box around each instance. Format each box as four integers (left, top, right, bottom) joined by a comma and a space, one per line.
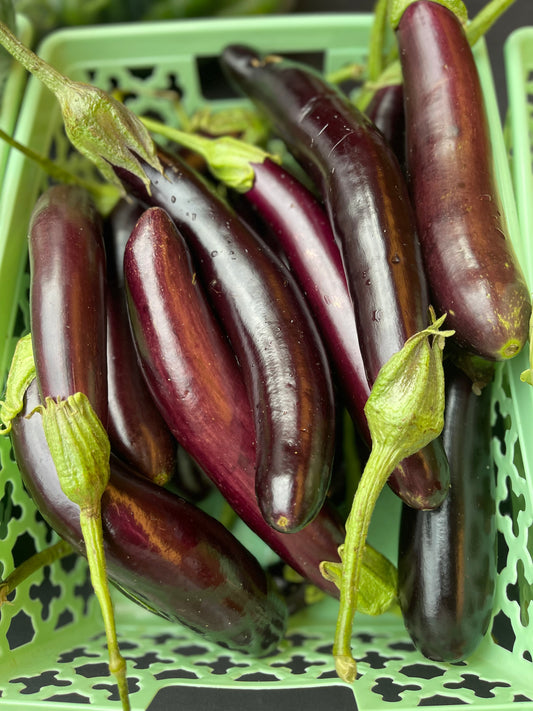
0, 13, 532, 710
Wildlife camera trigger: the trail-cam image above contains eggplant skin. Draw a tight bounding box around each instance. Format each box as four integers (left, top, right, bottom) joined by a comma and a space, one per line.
123, 206, 343, 598
397, 363, 496, 662
11, 379, 287, 658
104, 200, 178, 485
397, 1, 531, 361
218, 44, 450, 512
116, 148, 336, 534
28, 184, 108, 424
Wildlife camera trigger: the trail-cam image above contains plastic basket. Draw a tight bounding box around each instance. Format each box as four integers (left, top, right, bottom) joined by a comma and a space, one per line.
0, 13, 32, 188
0, 13, 532, 711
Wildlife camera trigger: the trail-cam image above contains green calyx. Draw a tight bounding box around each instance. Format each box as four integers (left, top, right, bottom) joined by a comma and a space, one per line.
388, 0, 468, 30
141, 115, 280, 192
0, 20, 163, 196
31, 392, 111, 511
365, 311, 454, 460
0, 333, 35, 435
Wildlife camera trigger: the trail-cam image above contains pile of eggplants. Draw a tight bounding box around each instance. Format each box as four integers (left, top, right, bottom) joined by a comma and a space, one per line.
4, 0, 530, 671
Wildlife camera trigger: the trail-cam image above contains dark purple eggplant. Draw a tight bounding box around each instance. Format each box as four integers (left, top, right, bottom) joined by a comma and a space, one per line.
104, 199, 178, 485
28, 184, 108, 424
115, 147, 336, 533
398, 361, 496, 662
240, 157, 368, 437
11, 378, 287, 658
365, 83, 406, 170
124, 205, 343, 597
396, 0, 530, 361
218, 44, 449, 510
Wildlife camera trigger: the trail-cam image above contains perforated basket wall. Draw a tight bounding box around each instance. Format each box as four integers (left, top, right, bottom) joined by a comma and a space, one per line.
0, 14, 532, 711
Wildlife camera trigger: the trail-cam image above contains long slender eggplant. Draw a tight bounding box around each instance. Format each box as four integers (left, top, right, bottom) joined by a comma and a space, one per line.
398, 361, 496, 662
124, 206, 343, 597
11, 379, 287, 658
238, 157, 368, 437
395, 0, 530, 361
219, 44, 449, 510
229, 156, 447, 509
105, 199, 178, 485
115, 147, 336, 533
28, 184, 108, 424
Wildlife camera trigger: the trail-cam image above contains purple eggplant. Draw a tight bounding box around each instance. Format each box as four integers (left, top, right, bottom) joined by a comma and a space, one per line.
104, 199, 178, 485
365, 83, 406, 170
11, 378, 288, 657
28, 184, 108, 424
115, 147, 336, 533
219, 44, 449, 510
396, 1, 530, 361
398, 361, 496, 661
124, 205, 343, 597
238, 157, 368, 436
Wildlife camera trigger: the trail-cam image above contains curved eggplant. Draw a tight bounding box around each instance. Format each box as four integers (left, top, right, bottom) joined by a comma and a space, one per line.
28, 184, 108, 424
396, 1, 530, 361
124, 205, 343, 597
115, 147, 336, 533
239, 157, 369, 438
104, 199, 178, 485
11, 379, 288, 658
398, 361, 496, 662
218, 44, 449, 510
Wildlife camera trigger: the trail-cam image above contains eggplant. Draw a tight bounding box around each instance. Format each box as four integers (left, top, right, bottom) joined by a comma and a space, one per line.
115, 147, 336, 533
104, 199, 178, 485
124, 205, 343, 597
218, 44, 449, 510
365, 83, 406, 171
11, 379, 288, 658
28, 184, 108, 424
395, 0, 530, 361
234, 157, 368, 439
398, 361, 496, 662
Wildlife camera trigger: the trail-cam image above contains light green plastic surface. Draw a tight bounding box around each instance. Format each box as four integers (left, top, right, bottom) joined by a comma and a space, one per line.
0, 13, 532, 710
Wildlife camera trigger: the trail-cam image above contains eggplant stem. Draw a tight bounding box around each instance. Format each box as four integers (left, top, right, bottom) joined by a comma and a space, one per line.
0, 539, 73, 606
0, 126, 121, 216
333, 442, 400, 683
0, 21, 67, 95
80, 506, 130, 711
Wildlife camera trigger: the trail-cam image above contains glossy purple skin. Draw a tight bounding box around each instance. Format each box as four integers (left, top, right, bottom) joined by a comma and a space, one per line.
28, 184, 108, 424
398, 362, 496, 662
11, 379, 287, 657
220, 45, 450, 510
104, 200, 178, 485
220, 45, 429, 381
397, 1, 530, 361
365, 83, 406, 170
124, 206, 343, 597
116, 149, 336, 533
245, 158, 369, 435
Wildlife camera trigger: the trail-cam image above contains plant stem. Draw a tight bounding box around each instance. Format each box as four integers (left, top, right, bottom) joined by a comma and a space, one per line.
80, 506, 130, 711
0, 20, 67, 94
333, 442, 400, 683
0, 540, 73, 605
466, 0, 516, 46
